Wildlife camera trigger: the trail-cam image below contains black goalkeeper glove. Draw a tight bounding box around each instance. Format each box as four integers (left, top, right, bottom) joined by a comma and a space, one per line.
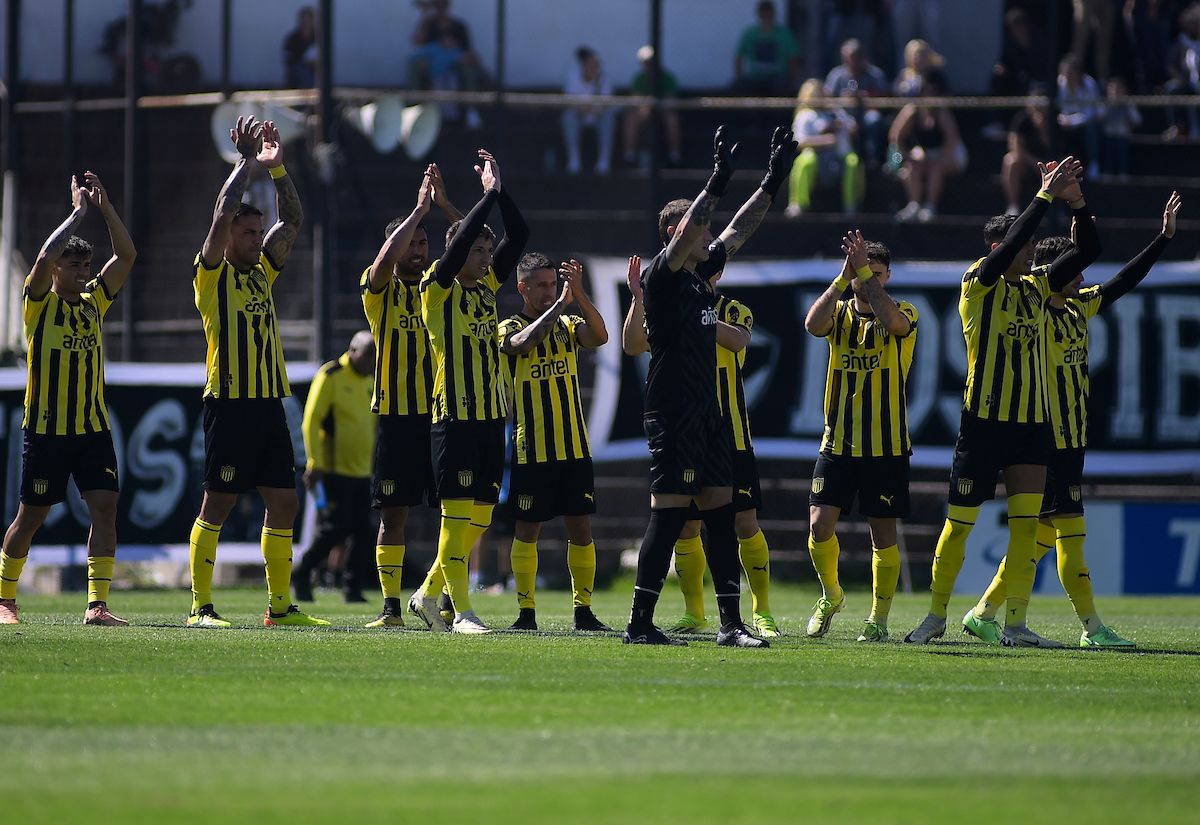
705, 126, 740, 198
760, 127, 799, 198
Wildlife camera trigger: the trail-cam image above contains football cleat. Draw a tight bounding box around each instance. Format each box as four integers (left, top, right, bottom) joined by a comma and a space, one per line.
83, 604, 129, 627
962, 609, 1004, 645
806, 595, 844, 638
509, 608, 538, 631
364, 608, 405, 629
438, 590, 454, 624
857, 619, 888, 642
264, 604, 331, 627
716, 623, 770, 648
573, 606, 613, 632
903, 613, 947, 644
1001, 624, 1064, 648
752, 612, 780, 637
408, 592, 449, 632
1080, 624, 1135, 648
667, 613, 709, 633
0, 599, 20, 625
622, 625, 687, 646
451, 611, 491, 634
186, 604, 232, 628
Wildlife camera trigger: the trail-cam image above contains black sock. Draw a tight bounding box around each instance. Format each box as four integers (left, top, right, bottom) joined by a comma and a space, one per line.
629, 506, 690, 630
702, 503, 743, 628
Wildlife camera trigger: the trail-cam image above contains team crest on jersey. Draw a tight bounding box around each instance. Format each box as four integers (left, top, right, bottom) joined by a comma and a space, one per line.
811, 476, 824, 494
220, 465, 236, 483
518, 495, 534, 511
682, 469, 696, 484
32, 479, 48, 495
727, 305, 739, 324
380, 480, 395, 496
1069, 485, 1082, 502
957, 478, 974, 497
458, 470, 473, 488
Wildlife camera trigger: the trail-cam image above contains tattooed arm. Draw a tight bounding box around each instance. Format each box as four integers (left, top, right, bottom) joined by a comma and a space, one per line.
368, 171, 433, 293
663, 126, 738, 273
259, 121, 305, 269
201, 115, 260, 268
27, 176, 89, 300
84, 172, 137, 297
718, 126, 799, 257
860, 277, 912, 337
501, 283, 572, 355
804, 257, 851, 337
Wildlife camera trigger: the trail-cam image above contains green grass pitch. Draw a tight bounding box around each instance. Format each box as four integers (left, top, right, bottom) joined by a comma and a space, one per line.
2, 584, 1198, 824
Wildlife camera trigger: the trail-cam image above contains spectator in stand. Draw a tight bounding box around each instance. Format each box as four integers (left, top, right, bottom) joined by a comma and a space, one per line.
825, 38, 889, 163
410, 0, 485, 129
889, 75, 965, 222
892, 1, 942, 56
734, 1, 801, 95
282, 6, 317, 88
992, 8, 1051, 96
1058, 56, 1104, 178
1164, 2, 1200, 138
1002, 91, 1055, 215
894, 39, 946, 97
1071, 0, 1116, 81
1102, 75, 1142, 178
562, 47, 617, 175
785, 79, 864, 217
623, 45, 683, 168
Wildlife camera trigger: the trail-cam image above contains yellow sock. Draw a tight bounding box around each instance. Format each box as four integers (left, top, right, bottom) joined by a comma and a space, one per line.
0, 552, 28, 599
929, 504, 978, 618
807, 532, 843, 603
189, 518, 221, 611
1002, 493, 1042, 627
1055, 516, 1100, 634
738, 530, 771, 614
436, 500, 475, 613
566, 541, 596, 607
87, 556, 115, 604
262, 527, 294, 615
673, 534, 707, 619
376, 544, 405, 599
510, 538, 538, 609
869, 544, 900, 623
420, 558, 446, 600
979, 520, 1055, 619
467, 503, 494, 550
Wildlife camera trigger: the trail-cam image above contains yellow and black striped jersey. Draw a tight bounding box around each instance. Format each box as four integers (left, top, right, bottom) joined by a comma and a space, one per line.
820, 298, 918, 457
194, 252, 291, 400
421, 262, 506, 422
361, 267, 432, 416
1045, 286, 1103, 450
22, 278, 116, 435
715, 295, 754, 452
302, 352, 377, 478
959, 257, 1050, 423
499, 313, 591, 465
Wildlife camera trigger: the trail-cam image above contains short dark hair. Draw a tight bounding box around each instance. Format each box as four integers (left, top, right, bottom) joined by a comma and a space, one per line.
234, 202, 263, 221
517, 252, 556, 281
576, 46, 595, 63
385, 217, 427, 239
445, 220, 496, 248
1034, 235, 1073, 267
757, 0, 776, 14
657, 198, 691, 245
984, 214, 1017, 246
865, 241, 890, 268
62, 235, 93, 259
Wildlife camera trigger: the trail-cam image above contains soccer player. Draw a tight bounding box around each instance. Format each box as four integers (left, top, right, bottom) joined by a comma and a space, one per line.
499, 254, 611, 632
905, 156, 1091, 645
359, 165, 463, 628
802, 233, 918, 642
293, 331, 377, 604
407, 148, 529, 634
0, 172, 135, 626
623, 126, 797, 647
622, 255, 778, 637
969, 191, 1182, 648
186, 116, 328, 628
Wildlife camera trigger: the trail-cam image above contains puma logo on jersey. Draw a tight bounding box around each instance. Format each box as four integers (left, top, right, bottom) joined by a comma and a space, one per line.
104, 468, 117, 479
879, 495, 894, 505
583, 493, 594, 501
738, 488, 752, 497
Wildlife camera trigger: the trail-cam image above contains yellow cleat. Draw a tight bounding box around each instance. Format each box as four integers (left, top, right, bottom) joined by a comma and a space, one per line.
752, 612, 780, 637
264, 605, 331, 627
668, 613, 709, 633
186, 604, 232, 628
365, 609, 405, 628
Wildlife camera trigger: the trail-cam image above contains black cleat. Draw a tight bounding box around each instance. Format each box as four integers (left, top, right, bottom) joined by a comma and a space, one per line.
291, 570, 314, 602
573, 606, 613, 632
509, 607, 538, 630
716, 623, 770, 648
622, 624, 687, 646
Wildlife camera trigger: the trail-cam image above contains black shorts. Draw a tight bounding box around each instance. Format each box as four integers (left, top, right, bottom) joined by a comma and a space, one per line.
373, 414, 436, 508
947, 411, 1051, 506
645, 411, 732, 496
21, 430, 119, 506
203, 397, 297, 493
507, 458, 596, 523
732, 447, 762, 513
430, 418, 506, 502
809, 451, 911, 518
1041, 447, 1085, 517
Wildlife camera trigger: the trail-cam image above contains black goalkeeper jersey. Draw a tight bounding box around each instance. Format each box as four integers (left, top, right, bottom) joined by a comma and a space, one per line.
641, 240, 728, 420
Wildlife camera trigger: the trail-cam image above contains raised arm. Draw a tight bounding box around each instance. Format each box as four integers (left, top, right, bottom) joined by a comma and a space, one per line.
367, 170, 433, 293
428, 163, 464, 222
259, 121, 304, 268
27, 176, 89, 300
845, 229, 910, 336
805, 256, 852, 337
83, 172, 137, 296
559, 259, 608, 347
201, 116, 259, 268
662, 127, 739, 273
622, 255, 649, 355
433, 180, 498, 289
1097, 192, 1180, 311
489, 155, 529, 282
1044, 199, 1100, 292
501, 283, 572, 355
717, 127, 799, 258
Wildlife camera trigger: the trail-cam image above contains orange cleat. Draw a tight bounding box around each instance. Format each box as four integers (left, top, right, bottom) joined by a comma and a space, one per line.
0, 599, 20, 624
83, 603, 129, 626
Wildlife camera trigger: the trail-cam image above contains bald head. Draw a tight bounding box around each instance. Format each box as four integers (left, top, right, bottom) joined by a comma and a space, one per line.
348, 330, 376, 375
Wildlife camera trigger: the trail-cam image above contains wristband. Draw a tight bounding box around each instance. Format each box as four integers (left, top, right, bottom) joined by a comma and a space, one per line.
833, 275, 851, 291
854, 264, 874, 281
1035, 189, 1053, 203
268, 165, 288, 180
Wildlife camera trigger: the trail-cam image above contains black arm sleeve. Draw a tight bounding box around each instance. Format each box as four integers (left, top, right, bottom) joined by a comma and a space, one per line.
1098, 233, 1169, 311
1046, 204, 1101, 292
976, 196, 1051, 286
490, 187, 530, 284
431, 188, 498, 289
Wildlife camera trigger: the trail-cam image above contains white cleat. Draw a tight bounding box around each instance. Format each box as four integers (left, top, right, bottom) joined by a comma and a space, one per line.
903, 613, 947, 644
1001, 624, 1065, 648
451, 610, 491, 635
408, 593, 449, 632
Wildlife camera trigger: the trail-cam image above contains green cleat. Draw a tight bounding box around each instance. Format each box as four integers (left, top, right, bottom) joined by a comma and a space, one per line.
264, 605, 331, 627
962, 608, 1003, 645
806, 596, 844, 638
857, 619, 888, 642
1081, 624, 1135, 648
668, 613, 709, 633
752, 612, 780, 637
186, 604, 232, 628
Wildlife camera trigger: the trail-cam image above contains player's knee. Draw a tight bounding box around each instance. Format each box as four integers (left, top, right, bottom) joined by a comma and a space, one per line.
867, 518, 897, 548
563, 516, 591, 546
10, 505, 49, 540
809, 507, 837, 542
380, 506, 408, 534
515, 521, 541, 543
265, 493, 299, 526
678, 519, 702, 540
85, 495, 118, 526
199, 491, 237, 525
734, 509, 759, 538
